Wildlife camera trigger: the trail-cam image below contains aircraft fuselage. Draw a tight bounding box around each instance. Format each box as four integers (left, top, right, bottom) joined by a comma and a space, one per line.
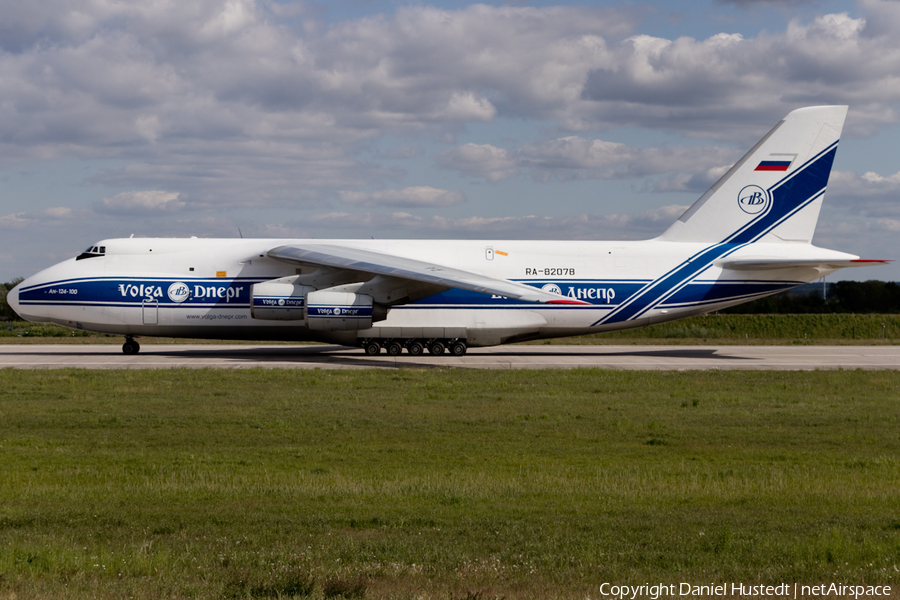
10, 236, 853, 348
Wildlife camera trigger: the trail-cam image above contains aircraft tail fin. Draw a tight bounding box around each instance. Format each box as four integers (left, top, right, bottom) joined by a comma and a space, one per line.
660, 105, 848, 245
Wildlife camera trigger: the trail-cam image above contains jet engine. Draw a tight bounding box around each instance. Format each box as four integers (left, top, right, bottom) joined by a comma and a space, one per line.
250, 277, 314, 321
251, 277, 389, 330
305, 290, 388, 331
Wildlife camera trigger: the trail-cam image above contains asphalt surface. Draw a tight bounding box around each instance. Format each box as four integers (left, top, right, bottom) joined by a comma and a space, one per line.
1, 343, 899, 370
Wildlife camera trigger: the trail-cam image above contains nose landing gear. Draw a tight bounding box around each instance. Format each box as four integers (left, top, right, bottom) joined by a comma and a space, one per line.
122, 337, 140, 355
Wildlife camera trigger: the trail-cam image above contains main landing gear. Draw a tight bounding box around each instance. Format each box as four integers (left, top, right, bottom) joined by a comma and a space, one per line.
362, 338, 467, 357
122, 336, 140, 355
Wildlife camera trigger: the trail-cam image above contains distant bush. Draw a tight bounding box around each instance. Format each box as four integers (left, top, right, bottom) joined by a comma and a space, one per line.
0, 278, 24, 321
659, 324, 724, 339
832, 280, 900, 313
600, 314, 900, 340
0, 322, 99, 337
724, 280, 900, 314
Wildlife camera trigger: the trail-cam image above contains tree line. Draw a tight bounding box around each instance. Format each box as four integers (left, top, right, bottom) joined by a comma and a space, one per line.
722, 280, 900, 314
0, 278, 23, 321
1, 278, 899, 320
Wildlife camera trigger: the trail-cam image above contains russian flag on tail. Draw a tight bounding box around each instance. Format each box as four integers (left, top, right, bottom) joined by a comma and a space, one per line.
755, 160, 792, 171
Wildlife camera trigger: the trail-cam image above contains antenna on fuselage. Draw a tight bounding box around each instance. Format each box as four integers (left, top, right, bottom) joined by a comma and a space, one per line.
238, 227, 244, 239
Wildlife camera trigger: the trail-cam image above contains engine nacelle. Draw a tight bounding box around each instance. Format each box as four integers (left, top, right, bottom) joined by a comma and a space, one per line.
250, 278, 315, 321
306, 291, 388, 331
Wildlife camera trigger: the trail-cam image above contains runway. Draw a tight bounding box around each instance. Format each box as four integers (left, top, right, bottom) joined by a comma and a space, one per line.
1, 343, 898, 370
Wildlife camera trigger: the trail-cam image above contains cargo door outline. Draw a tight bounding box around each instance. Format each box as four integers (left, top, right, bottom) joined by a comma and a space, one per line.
142, 299, 159, 325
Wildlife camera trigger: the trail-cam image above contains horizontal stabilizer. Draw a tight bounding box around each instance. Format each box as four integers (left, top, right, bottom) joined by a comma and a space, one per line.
717, 258, 890, 271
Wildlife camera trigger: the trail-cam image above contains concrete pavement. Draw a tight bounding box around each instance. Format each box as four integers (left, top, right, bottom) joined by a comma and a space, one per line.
1, 343, 898, 370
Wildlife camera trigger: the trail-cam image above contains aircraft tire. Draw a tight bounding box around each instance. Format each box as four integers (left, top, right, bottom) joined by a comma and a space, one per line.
428, 341, 445, 356
407, 341, 424, 355
364, 341, 381, 355
386, 341, 403, 356
450, 341, 467, 356
122, 339, 140, 355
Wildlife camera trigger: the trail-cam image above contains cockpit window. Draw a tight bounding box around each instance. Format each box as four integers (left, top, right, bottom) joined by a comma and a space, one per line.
76, 244, 107, 261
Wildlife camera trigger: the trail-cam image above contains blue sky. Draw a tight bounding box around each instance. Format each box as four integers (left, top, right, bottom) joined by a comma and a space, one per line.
1, 0, 898, 281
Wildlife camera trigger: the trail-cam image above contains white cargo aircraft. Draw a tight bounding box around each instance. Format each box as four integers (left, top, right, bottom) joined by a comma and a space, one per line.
8, 106, 887, 356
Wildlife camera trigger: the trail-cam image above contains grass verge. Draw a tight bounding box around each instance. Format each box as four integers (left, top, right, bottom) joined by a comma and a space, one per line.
1, 368, 899, 598
3, 314, 900, 345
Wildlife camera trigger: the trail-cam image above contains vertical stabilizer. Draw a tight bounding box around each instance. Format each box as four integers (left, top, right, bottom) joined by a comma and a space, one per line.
660, 106, 848, 244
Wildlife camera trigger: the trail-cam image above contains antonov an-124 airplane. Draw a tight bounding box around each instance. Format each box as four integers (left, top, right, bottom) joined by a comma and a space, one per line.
8, 106, 888, 356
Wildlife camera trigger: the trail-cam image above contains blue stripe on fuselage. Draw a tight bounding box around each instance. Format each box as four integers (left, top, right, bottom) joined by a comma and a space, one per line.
18, 275, 800, 315
17, 277, 260, 307
660, 280, 803, 307
411, 281, 647, 307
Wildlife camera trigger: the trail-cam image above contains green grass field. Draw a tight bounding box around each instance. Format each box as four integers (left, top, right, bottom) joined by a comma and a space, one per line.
1, 369, 899, 599
3, 314, 900, 346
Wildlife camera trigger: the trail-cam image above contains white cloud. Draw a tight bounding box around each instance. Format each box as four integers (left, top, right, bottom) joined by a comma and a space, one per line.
430, 92, 496, 122
874, 218, 900, 232
1, 0, 899, 202
3, 1, 900, 160
438, 137, 738, 187
338, 186, 465, 207
580, 5, 900, 139
519, 137, 737, 182
302, 205, 689, 240
436, 144, 519, 181
830, 169, 898, 191
0, 2, 631, 176
0, 206, 83, 230
826, 169, 900, 217
93, 191, 185, 215
0, 213, 30, 230
653, 165, 731, 193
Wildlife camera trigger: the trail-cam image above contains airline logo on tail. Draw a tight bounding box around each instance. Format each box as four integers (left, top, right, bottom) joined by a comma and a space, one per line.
738, 185, 770, 215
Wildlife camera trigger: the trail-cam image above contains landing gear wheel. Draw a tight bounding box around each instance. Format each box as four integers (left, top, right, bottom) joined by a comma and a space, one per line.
386, 341, 403, 356
450, 341, 467, 356
364, 340, 381, 355
407, 341, 424, 356
122, 338, 140, 355
428, 341, 445, 356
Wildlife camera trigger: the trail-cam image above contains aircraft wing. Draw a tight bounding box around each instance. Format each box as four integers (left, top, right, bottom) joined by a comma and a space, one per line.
717, 258, 890, 271
267, 243, 588, 305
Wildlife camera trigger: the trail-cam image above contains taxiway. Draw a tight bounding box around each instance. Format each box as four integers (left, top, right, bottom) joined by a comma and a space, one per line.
0, 343, 898, 370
